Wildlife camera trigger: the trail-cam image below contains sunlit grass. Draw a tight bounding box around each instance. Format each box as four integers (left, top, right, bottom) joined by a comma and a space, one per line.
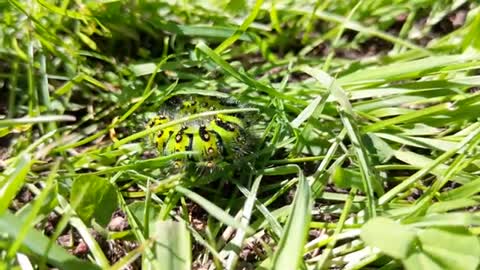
1, 1, 480, 269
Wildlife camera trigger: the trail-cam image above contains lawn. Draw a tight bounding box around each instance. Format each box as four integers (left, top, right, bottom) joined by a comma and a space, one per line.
1, 0, 480, 269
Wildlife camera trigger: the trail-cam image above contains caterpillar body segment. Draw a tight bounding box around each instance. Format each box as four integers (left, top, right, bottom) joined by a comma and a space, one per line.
147, 94, 255, 174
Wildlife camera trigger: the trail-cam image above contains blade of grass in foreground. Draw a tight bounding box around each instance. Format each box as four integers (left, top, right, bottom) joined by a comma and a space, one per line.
0, 115, 76, 127
338, 54, 477, 85
314, 188, 357, 269
175, 186, 255, 235
301, 66, 378, 218
159, 24, 254, 41
196, 42, 294, 101
56, 195, 110, 268
214, 0, 264, 54
108, 239, 154, 270
236, 182, 284, 239
224, 175, 263, 270
379, 126, 480, 205
54, 69, 174, 153
0, 211, 101, 270
151, 220, 191, 270
403, 128, 480, 220
6, 162, 58, 259
271, 165, 311, 270
0, 153, 32, 214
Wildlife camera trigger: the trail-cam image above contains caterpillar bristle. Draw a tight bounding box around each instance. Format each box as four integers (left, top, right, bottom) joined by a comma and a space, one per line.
147, 94, 256, 179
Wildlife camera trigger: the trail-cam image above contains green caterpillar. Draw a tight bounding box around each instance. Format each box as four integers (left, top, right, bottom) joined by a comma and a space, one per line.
147, 95, 253, 172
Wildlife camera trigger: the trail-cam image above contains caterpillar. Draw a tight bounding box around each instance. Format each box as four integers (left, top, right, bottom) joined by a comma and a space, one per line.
147, 94, 254, 173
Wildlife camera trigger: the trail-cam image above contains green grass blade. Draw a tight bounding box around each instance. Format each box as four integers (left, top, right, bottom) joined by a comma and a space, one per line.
175, 185, 254, 235
0, 153, 32, 214
379, 127, 480, 205
301, 66, 378, 218
56, 195, 110, 268
272, 166, 311, 270
315, 188, 357, 269
196, 42, 290, 100
0, 211, 101, 270
224, 175, 263, 270
7, 162, 58, 258
0, 115, 76, 127
214, 0, 264, 54
339, 54, 477, 85
151, 220, 191, 270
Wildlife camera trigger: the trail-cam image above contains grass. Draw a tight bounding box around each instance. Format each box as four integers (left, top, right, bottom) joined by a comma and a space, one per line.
1, 0, 480, 269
